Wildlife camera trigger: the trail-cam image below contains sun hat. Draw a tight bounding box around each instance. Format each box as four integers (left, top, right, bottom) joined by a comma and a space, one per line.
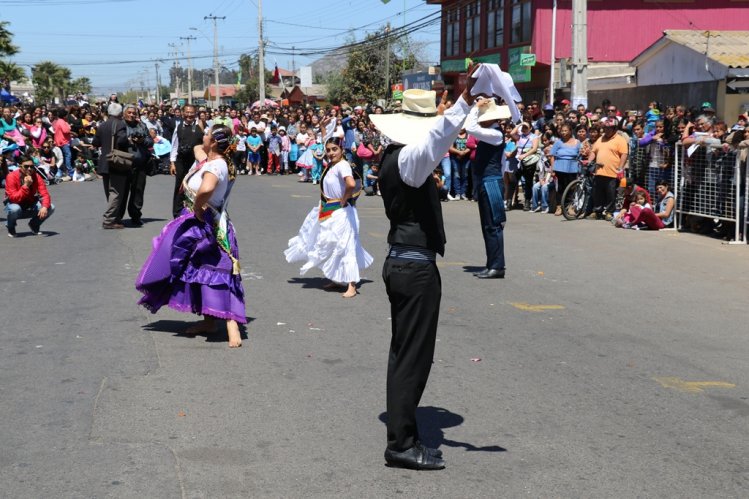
368, 89, 441, 145
477, 99, 511, 123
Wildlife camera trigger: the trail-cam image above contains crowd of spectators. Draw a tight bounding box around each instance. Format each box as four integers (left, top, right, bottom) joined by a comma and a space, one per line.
2, 92, 748, 238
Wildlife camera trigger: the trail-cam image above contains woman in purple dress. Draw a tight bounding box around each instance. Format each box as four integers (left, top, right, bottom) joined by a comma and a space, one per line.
136, 125, 245, 347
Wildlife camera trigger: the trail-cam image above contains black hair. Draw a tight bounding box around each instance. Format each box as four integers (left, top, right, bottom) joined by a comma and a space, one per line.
656, 180, 670, 191
325, 136, 343, 148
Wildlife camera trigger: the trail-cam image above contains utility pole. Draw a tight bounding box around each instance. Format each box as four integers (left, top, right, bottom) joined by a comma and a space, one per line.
205, 14, 226, 109
154, 62, 160, 104
570, 0, 588, 108
549, 0, 557, 106
257, 0, 266, 103
384, 23, 391, 102
180, 35, 196, 104
168, 42, 181, 100
291, 45, 296, 89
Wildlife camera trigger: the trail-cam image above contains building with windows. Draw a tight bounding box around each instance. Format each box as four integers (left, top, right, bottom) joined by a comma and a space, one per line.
428, 0, 749, 104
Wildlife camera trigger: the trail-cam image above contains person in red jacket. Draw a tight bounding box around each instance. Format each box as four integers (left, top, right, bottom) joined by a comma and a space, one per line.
4, 155, 54, 237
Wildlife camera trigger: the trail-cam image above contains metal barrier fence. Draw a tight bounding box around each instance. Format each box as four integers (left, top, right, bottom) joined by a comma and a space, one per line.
672, 142, 747, 243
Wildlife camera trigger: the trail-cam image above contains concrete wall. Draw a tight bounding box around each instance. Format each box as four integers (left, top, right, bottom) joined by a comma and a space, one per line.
636, 44, 728, 86
588, 81, 718, 113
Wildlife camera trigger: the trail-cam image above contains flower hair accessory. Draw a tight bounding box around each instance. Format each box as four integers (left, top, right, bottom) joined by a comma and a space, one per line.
211, 127, 231, 148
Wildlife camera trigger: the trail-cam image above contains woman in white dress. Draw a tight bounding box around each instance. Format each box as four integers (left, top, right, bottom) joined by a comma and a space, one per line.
285, 137, 373, 297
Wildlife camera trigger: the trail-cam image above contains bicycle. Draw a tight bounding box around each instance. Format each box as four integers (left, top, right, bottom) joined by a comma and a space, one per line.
561, 162, 627, 220
561, 161, 596, 220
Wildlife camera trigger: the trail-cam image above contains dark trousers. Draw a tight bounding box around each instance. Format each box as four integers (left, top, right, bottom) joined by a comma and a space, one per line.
102, 172, 129, 224
592, 175, 618, 214
520, 166, 535, 208
172, 155, 194, 218
382, 257, 441, 452
477, 178, 506, 271
555, 172, 577, 208
127, 167, 147, 222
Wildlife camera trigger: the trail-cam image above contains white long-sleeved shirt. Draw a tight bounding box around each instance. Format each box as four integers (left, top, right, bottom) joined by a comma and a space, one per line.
397, 96, 471, 188
464, 106, 504, 146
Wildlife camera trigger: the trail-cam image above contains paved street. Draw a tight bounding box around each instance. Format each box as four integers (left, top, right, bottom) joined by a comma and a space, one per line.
2, 173, 748, 498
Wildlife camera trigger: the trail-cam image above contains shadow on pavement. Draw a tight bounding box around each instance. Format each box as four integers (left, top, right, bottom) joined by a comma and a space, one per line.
462, 265, 485, 274
287, 277, 374, 292
143, 318, 255, 342
378, 406, 507, 453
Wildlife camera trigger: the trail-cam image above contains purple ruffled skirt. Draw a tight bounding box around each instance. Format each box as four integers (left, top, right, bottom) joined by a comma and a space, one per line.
135, 210, 246, 323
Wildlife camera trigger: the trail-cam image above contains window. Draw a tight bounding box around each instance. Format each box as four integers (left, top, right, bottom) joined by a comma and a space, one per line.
511, 0, 532, 45
445, 8, 460, 57
487, 0, 504, 49
464, 1, 481, 54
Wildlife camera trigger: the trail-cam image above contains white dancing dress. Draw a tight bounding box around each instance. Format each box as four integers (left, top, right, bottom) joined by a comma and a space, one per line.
285, 160, 374, 283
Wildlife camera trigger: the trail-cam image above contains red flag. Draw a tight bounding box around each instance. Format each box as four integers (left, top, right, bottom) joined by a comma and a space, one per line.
271, 63, 280, 85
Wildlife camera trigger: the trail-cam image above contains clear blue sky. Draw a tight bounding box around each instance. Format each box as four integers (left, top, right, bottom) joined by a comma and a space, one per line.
3, 0, 441, 95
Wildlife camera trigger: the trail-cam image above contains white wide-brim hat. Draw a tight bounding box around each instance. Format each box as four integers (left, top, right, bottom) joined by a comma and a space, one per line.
369, 89, 440, 145
478, 99, 511, 123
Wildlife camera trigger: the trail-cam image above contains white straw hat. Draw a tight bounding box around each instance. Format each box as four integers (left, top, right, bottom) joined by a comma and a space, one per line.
369, 89, 440, 145
478, 100, 511, 123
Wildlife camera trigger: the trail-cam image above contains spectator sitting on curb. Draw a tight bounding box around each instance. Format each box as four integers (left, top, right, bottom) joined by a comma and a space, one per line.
3, 154, 55, 237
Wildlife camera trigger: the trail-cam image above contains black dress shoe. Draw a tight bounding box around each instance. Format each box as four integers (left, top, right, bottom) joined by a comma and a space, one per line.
473, 268, 490, 277
476, 268, 505, 279
130, 219, 143, 227
384, 444, 445, 470
415, 441, 442, 458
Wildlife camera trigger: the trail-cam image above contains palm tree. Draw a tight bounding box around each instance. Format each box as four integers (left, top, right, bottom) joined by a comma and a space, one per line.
0, 21, 19, 58
0, 60, 25, 90
32, 61, 72, 104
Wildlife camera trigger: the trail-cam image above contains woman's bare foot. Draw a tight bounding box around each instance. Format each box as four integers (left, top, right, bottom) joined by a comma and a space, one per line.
185, 318, 216, 336
342, 282, 357, 298
226, 320, 242, 348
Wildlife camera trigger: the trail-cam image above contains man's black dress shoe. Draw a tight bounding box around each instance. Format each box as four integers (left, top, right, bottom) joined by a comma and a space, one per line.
415, 441, 442, 458
384, 443, 445, 470
473, 268, 490, 277
476, 268, 505, 279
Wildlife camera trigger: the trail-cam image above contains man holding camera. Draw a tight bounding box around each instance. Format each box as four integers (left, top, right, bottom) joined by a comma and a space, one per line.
4, 155, 54, 237
122, 104, 153, 227
169, 104, 204, 218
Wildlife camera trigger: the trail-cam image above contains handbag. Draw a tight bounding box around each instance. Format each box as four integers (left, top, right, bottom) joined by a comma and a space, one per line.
356, 143, 374, 159
106, 123, 134, 174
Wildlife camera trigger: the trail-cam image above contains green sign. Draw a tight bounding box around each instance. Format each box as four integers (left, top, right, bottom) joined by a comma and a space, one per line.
440, 58, 467, 73
472, 53, 501, 65
508, 46, 532, 83
519, 53, 536, 67
440, 53, 501, 73
178, 98, 186, 106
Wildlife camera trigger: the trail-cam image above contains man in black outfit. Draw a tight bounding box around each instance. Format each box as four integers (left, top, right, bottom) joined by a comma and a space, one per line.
370, 65, 479, 471
122, 104, 153, 227
169, 104, 203, 217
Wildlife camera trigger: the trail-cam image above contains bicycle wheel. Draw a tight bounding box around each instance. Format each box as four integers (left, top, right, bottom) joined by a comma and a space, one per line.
561, 179, 588, 220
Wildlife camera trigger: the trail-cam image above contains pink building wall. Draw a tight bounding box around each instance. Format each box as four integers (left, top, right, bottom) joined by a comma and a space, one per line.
532, 0, 749, 64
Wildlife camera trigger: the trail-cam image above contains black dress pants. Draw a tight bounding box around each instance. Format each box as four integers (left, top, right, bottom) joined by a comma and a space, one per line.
172, 155, 194, 218
128, 167, 147, 222
592, 175, 618, 214
382, 257, 441, 452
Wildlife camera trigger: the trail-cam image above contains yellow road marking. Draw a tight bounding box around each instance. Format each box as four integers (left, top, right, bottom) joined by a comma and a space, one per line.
290, 194, 312, 198
510, 302, 565, 312
436, 261, 469, 268
367, 232, 386, 238
654, 377, 736, 393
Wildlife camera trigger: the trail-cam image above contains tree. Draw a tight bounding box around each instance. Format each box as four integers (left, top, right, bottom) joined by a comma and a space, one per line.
0, 21, 18, 58
235, 53, 272, 105
32, 61, 72, 104
68, 77, 92, 96
1, 20, 21, 91
0, 60, 25, 90
322, 28, 420, 105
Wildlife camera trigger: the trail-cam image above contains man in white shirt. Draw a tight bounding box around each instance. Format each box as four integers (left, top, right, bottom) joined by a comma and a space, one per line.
369, 65, 480, 471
